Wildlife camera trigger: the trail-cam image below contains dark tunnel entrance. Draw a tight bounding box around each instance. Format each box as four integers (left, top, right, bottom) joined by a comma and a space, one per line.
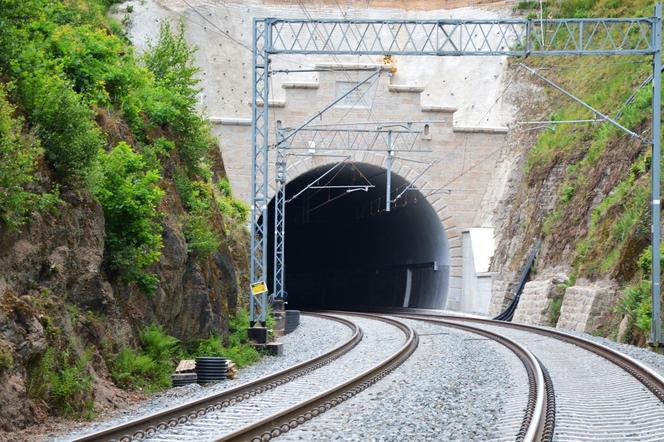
266, 162, 449, 310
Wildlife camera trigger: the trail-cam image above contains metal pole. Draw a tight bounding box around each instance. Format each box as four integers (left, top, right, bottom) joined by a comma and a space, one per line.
259, 22, 272, 326
249, 19, 259, 325
386, 130, 393, 212
274, 128, 287, 301
651, 2, 663, 347
249, 19, 270, 326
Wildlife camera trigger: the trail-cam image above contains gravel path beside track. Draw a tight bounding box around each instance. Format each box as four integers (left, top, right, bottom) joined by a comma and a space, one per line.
56, 315, 350, 441
546, 326, 664, 377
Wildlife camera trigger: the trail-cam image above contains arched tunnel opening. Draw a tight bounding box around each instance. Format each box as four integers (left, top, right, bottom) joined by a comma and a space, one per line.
266, 162, 449, 311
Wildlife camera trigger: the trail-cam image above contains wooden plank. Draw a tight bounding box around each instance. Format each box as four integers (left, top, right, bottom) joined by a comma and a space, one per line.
175, 359, 196, 373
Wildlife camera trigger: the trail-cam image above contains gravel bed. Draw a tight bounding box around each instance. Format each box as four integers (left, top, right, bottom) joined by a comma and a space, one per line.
280, 318, 521, 441
54, 314, 351, 441
543, 325, 664, 378
143, 314, 406, 441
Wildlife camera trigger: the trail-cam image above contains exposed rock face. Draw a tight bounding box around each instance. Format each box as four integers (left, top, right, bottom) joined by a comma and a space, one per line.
512, 276, 566, 326
0, 190, 110, 430
557, 281, 617, 334
0, 152, 242, 429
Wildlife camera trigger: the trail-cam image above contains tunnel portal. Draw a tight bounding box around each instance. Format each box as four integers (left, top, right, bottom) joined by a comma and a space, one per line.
267, 162, 449, 311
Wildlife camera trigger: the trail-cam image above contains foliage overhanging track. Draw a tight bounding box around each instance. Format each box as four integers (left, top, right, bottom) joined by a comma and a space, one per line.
71, 313, 362, 442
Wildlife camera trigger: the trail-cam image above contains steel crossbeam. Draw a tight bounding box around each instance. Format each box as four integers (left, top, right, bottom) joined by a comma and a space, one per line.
283, 126, 429, 153
250, 7, 664, 346
267, 17, 655, 56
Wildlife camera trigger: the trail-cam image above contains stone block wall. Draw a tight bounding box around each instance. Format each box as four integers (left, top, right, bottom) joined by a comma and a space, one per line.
557, 282, 617, 333
487, 272, 516, 317
512, 277, 566, 325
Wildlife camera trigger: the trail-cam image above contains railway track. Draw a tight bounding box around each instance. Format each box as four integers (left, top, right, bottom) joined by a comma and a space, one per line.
70, 308, 664, 442
72, 313, 416, 442
394, 314, 555, 442
392, 309, 664, 441
280, 312, 553, 442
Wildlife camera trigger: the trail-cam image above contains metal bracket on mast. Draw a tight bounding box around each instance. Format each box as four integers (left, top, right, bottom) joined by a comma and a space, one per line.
386, 130, 393, 212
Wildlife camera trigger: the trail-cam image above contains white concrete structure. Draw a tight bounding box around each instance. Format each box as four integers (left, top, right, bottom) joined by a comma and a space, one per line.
461, 228, 495, 315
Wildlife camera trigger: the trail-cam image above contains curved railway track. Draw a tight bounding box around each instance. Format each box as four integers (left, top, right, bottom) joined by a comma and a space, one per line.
69, 308, 664, 442
394, 314, 555, 442
72, 313, 361, 442
72, 313, 416, 442
392, 309, 664, 441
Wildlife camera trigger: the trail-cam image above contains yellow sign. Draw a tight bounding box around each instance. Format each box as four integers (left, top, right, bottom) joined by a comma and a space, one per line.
251, 281, 268, 295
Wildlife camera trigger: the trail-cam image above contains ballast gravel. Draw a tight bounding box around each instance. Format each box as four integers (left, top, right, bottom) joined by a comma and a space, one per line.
279, 318, 526, 442
54, 314, 351, 441
546, 325, 664, 378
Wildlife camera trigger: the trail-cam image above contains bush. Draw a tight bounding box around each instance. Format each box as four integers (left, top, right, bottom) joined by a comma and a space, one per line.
28, 347, 94, 417
20, 74, 104, 178
191, 336, 260, 368
190, 309, 263, 368
184, 212, 221, 255
219, 196, 249, 223
111, 325, 179, 392
175, 173, 223, 255
142, 21, 211, 171
93, 143, 164, 292
217, 178, 249, 223
0, 85, 59, 228
617, 280, 651, 333
549, 296, 563, 326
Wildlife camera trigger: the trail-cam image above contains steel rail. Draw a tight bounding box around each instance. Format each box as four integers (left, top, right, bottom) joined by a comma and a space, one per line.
216, 313, 418, 442
388, 309, 664, 403
396, 314, 552, 442
71, 313, 362, 442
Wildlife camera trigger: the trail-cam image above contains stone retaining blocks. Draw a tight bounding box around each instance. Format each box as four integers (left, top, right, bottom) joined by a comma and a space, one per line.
512, 277, 566, 325
557, 282, 617, 333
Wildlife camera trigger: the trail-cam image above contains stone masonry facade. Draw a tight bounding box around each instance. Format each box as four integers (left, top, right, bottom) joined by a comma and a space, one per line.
211, 64, 508, 310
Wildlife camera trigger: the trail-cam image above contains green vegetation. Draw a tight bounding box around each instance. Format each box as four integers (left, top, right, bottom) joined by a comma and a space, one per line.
142, 22, 211, 172
0, 0, 246, 284
93, 143, 164, 292
111, 310, 262, 391
111, 325, 180, 392
28, 347, 94, 418
0, 347, 13, 372
175, 172, 221, 255
190, 309, 260, 368
550, 295, 564, 326
0, 0, 256, 418
514, 0, 661, 344
0, 85, 60, 229
218, 178, 250, 223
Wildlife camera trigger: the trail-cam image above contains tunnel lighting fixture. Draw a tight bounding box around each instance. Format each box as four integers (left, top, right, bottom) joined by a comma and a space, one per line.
308, 140, 316, 154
